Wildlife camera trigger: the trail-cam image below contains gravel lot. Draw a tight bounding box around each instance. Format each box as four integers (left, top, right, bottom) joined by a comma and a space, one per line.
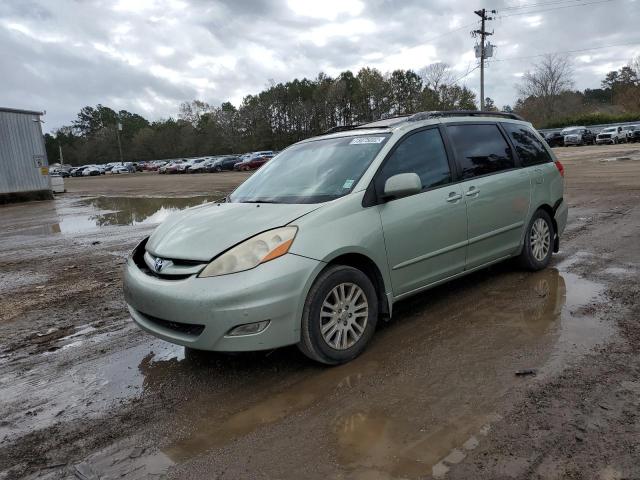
1, 144, 639, 479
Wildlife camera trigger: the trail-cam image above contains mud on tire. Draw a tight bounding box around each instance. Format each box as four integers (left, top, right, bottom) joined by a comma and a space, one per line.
519, 209, 555, 271
298, 265, 378, 365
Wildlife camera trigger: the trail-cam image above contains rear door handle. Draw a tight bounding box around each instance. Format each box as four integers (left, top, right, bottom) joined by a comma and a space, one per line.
465, 187, 480, 197
534, 168, 544, 184
446, 193, 462, 202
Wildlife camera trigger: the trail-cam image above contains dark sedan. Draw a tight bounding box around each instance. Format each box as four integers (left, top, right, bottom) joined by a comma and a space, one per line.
208, 156, 241, 172
545, 132, 565, 148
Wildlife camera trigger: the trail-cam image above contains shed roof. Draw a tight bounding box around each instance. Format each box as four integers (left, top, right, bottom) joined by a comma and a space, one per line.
0, 106, 44, 116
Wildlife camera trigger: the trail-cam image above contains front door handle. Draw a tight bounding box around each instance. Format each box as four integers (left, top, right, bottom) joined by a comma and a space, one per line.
446, 193, 462, 202
465, 187, 480, 197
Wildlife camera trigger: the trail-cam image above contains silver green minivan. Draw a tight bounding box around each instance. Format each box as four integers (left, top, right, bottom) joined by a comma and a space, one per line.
124, 111, 567, 364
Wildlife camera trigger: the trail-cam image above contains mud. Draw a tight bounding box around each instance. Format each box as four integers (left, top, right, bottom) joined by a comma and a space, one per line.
0, 143, 639, 479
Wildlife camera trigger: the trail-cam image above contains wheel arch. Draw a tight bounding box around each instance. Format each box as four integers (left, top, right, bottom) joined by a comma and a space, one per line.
531, 203, 559, 253
322, 252, 392, 320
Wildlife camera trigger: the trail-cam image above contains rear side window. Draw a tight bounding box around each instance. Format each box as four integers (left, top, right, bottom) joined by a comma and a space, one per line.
447, 124, 515, 179
376, 128, 451, 194
502, 123, 553, 166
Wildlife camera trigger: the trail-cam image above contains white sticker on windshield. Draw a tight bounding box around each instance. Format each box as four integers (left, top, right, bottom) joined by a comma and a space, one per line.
343, 179, 355, 189
349, 136, 386, 145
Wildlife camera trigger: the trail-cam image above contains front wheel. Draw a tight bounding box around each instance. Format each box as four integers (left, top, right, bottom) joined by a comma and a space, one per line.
519, 210, 554, 271
299, 265, 378, 365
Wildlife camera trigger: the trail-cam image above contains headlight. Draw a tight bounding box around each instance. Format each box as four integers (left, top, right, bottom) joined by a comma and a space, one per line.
198, 226, 297, 277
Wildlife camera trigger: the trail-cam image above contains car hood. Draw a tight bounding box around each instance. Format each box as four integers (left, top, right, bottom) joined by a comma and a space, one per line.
146, 202, 323, 261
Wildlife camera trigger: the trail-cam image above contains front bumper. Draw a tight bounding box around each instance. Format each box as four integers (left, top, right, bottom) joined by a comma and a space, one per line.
124, 253, 323, 351
564, 137, 581, 145
596, 138, 613, 144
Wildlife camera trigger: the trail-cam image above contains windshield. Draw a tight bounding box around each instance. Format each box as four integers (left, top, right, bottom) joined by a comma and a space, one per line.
229, 134, 390, 204
561, 128, 581, 135
602, 127, 616, 133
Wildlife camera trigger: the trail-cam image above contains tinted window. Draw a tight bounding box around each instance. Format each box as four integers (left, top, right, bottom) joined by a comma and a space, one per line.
376, 128, 451, 194
502, 123, 553, 166
447, 124, 515, 179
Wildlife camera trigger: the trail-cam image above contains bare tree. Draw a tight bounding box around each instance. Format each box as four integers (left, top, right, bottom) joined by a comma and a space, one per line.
419, 62, 455, 91
518, 54, 574, 122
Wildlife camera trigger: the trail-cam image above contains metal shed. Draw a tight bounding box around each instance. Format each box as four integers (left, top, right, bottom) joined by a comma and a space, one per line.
0, 107, 52, 204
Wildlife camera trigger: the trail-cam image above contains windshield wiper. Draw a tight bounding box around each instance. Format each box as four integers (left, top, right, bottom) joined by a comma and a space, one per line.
241, 199, 280, 204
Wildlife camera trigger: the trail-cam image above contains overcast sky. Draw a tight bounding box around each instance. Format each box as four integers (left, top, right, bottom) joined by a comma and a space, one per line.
1, 0, 638, 132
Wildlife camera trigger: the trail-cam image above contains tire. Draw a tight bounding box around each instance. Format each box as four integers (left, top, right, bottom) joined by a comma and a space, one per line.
299, 265, 378, 365
519, 209, 555, 271
613, 138, 618, 144
215, 166, 222, 172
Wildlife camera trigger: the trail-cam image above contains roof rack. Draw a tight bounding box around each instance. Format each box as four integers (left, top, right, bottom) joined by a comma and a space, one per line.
408, 110, 525, 122
323, 125, 359, 134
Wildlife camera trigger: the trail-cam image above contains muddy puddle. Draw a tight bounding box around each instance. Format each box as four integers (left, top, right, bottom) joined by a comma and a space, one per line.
0, 195, 220, 237
0, 327, 184, 443
57, 262, 613, 479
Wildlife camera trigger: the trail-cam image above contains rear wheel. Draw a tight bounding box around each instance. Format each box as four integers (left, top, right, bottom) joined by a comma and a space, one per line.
299, 265, 378, 365
519, 209, 554, 271
215, 165, 222, 172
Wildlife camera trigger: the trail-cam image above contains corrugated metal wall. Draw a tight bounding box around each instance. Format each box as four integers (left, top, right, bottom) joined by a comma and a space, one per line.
0, 109, 50, 194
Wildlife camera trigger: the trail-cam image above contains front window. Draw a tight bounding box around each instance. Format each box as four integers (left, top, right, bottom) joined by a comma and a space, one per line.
229, 134, 390, 204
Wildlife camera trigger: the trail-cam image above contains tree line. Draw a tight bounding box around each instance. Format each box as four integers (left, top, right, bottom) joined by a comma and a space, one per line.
45, 57, 640, 166
45, 65, 476, 165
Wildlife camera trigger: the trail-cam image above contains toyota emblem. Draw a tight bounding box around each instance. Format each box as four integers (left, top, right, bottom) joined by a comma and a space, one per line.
154, 257, 165, 272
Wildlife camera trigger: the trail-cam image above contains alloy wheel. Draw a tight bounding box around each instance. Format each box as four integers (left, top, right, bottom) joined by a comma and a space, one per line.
530, 218, 551, 262
319, 282, 368, 350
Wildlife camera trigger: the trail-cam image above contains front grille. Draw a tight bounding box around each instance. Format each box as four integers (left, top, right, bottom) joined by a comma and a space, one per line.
132, 240, 200, 281
599, 134, 612, 139
140, 311, 205, 336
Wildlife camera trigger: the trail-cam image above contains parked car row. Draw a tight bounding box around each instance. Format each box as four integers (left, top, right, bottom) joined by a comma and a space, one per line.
47, 151, 283, 179
155, 151, 279, 174
544, 124, 639, 147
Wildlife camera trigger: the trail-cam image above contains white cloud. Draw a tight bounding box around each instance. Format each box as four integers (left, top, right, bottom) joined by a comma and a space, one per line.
287, 0, 364, 20
0, 0, 636, 130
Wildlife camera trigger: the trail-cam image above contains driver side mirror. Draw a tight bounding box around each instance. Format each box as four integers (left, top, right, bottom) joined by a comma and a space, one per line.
383, 173, 421, 200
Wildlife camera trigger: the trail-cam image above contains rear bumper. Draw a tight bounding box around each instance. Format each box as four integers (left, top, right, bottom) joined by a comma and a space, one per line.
124, 253, 323, 351
555, 198, 568, 237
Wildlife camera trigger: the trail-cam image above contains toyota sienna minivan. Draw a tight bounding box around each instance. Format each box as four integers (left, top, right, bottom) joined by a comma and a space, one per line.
124, 111, 567, 364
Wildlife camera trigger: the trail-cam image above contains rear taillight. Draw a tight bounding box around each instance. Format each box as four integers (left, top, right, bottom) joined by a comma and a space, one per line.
555, 160, 564, 177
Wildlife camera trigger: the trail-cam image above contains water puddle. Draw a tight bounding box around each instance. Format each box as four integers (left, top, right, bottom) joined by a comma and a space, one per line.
9, 262, 613, 479
142, 265, 610, 478
0, 195, 220, 237
0, 328, 184, 443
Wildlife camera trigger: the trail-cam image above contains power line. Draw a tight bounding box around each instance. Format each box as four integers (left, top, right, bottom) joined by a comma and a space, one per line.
452, 64, 481, 83
486, 41, 640, 63
495, 0, 617, 18
498, 0, 595, 11
423, 21, 479, 44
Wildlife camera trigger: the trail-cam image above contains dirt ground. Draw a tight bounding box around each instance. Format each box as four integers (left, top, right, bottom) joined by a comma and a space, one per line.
0, 144, 639, 480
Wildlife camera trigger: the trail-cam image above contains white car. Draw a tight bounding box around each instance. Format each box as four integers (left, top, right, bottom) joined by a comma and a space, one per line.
81, 166, 101, 176
112, 165, 130, 174
596, 126, 627, 145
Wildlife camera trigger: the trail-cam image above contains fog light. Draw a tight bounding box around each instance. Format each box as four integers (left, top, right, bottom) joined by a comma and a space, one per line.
226, 320, 270, 337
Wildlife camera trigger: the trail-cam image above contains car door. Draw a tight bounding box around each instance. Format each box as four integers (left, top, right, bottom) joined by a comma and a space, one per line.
375, 127, 468, 297
444, 122, 531, 270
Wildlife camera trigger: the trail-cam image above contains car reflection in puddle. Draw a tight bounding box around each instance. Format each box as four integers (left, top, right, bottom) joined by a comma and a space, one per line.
120, 264, 610, 479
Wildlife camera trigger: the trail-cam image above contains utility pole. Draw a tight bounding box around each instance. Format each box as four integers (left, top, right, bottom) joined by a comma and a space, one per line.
472, 9, 495, 110
115, 121, 124, 163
